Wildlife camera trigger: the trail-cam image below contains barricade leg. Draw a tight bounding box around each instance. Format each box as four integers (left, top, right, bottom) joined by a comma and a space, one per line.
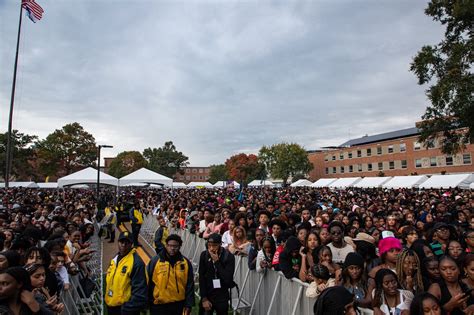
249, 272, 265, 315
266, 276, 282, 315
290, 285, 303, 315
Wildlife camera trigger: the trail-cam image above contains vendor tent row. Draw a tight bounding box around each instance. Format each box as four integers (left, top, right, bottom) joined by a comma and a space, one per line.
2, 168, 473, 189
309, 173, 474, 189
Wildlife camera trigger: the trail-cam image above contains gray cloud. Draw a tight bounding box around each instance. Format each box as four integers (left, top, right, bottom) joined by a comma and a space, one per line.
1, 0, 443, 165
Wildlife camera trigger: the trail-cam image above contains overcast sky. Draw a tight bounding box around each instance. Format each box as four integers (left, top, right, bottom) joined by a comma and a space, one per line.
0, 0, 444, 166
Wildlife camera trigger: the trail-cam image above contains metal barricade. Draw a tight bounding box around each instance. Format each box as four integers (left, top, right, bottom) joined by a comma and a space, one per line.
62, 222, 103, 315
172, 228, 374, 315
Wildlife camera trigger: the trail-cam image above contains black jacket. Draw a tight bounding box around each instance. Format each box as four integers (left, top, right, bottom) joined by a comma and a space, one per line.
198, 247, 235, 300
279, 236, 301, 279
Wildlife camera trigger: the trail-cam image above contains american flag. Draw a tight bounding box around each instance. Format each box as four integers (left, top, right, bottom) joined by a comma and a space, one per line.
22, 0, 44, 23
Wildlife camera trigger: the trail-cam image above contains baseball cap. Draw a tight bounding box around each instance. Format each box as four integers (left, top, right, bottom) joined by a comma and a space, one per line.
118, 231, 133, 243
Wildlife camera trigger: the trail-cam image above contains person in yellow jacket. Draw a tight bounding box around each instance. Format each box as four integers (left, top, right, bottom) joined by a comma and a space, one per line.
105, 231, 147, 315
129, 202, 144, 247
104, 203, 117, 243
147, 234, 195, 315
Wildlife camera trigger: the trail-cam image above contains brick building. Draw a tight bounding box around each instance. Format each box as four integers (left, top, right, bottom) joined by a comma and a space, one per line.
174, 166, 211, 183
308, 126, 474, 181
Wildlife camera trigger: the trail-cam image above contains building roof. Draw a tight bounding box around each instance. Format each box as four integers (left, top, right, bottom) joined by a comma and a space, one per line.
339, 127, 419, 147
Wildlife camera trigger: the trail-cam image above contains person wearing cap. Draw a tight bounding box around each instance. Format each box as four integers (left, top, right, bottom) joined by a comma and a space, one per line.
199, 233, 235, 315
154, 215, 169, 254
430, 222, 453, 257
129, 202, 144, 247
105, 231, 147, 315
147, 234, 194, 315
327, 221, 354, 264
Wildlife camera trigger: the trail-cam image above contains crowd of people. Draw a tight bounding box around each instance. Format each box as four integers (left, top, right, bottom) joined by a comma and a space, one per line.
0, 184, 471, 315
102, 185, 473, 315
0, 188, 99, 314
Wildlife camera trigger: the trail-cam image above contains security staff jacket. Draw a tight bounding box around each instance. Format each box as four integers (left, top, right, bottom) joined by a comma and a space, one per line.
130, 208, 144, 225
105, 248, 147, 312
146, 250, 195, 308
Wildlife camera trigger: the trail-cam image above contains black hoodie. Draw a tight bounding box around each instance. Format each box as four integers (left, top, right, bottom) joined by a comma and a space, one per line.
279, 236, 302, 279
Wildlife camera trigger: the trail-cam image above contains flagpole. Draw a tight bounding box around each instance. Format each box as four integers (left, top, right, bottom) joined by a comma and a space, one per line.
5, 3, 24, 188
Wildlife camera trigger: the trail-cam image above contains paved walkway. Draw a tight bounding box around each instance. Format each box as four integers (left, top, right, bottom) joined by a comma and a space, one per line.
101, 223, 155, 269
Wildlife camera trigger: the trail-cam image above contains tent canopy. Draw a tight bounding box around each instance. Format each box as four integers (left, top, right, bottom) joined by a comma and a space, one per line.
382, 175, 429, 189
119, 168, 172, 187
353, 177, 392, 188
248, 180, 274, 187
37, 182, 58, 189
0, 182, 39, 188
328, 177, 362, 188
311, 178, 338, 188
290, 179, 313, 187
58, 167, 118, 188
418, 173, 474, 189
187, 182, 214, 188
172, 182, 188, 188
213, 181, 240, 188
470, 182, 474, 190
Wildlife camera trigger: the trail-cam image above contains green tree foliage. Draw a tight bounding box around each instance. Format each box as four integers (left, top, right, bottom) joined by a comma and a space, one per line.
36, 122, 97, 177
410, 0, 473, 154
225, 153, 264, 184
209, 164, 229, 184
108, 151, 148, 178
0, 130, 38, 181
259, 143, 313, 186
143, 141, 189, 179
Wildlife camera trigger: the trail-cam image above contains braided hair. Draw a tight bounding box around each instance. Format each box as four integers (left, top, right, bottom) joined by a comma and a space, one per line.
396, 249, 424, 293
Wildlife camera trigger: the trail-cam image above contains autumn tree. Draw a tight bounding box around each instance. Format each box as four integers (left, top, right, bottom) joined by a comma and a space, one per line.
259, 143, 313, 186
108, 151, 148, 178
36, 122, 97, 177
225, 153, 264, 184
410, 0, 473, 154
143, 141, 189, 179
0, 130, 38, 181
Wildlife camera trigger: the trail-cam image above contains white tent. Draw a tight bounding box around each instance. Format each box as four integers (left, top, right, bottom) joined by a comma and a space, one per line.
290, 179, 313, 187
382, 175, 429, 189
353, 177, 393, 188
187, 182, 214, 188
213, 181, 240, 188
172, 182, 188, 188
311, 178, 338, 187
0, 181, 39, 188
248, 180, 274, 187
418, 173, 474, 189
470, 182, 474, 190
57, 167, 118, 188
37, 182, 58, 189
119, 168, 172, 187
328, 177, 362, 189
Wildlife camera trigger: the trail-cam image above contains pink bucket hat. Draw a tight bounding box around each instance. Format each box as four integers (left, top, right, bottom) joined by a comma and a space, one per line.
378, 237, 402, 255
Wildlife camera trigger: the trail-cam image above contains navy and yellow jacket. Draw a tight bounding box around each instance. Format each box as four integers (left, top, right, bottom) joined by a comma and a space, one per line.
129, 208, 144, 225
105, 249, 148, 312
146, 251, 195, 309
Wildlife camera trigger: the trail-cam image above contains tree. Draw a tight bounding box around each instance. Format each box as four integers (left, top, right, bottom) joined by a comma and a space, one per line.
0, 130, 38, 181
108, 151, 148, 178
225, 153, 263, 184
36, 122, 97, 177
143, 141, 189, 179
410, 0, 473, 154
209, 164, 229, 184
259, 143, 313, 186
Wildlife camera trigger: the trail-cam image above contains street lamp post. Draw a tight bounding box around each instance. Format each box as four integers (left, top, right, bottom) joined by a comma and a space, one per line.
96, 144, 113, 206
